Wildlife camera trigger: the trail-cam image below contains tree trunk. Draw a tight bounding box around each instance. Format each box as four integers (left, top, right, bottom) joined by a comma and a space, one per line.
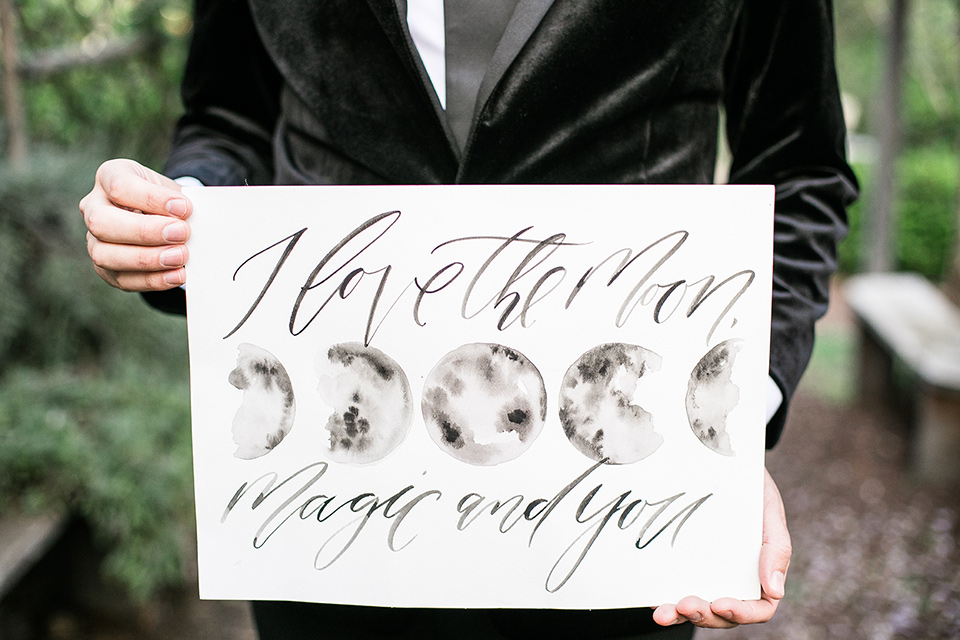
865, 0, 909, 273
0, 0, 27, 167
941, 0, 960, 305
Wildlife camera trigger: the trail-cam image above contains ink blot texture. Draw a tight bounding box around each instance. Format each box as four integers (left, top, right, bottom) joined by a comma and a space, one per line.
228, 343, 296, 460
686, 339, 742, 456
421, 343, 546, 466
316, 342, 412, 464
559, 343, 664, 464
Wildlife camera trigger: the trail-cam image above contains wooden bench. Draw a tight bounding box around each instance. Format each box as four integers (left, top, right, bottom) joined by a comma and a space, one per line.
0, 512, 70, 636
0, 513, 69, 598
844, 272, 960, 483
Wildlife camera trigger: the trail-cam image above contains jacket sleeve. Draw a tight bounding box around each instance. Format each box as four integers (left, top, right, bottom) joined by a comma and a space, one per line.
723, 0, 859, 446
163, 0, 282, 186
144, 0, 282, 315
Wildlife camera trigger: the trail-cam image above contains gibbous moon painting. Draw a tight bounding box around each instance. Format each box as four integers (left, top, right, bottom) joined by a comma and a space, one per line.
686, 339, 742, 456
559, 343, 664, 465
421, 343, 547, 466
227, 343, 296, 460
315, 342, 413, 464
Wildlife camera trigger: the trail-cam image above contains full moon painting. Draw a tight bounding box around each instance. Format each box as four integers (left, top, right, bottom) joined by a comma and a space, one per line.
421, 343, 547, 466
558, 343, 664, 465
685, 339, 743, 456
315, 342, 413, 464
227, 343, 296, 460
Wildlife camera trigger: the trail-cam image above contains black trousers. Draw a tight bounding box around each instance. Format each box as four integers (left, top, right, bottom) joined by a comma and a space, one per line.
251, 602, 696, 640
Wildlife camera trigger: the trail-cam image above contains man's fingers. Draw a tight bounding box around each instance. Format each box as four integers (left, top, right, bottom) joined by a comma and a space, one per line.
93, 158, 191, 219
651, 604, 684, 627
652, 470, 792, 630
94, 264, 186, 292
87, 233, 189, 275
673, 596, 738, 629
82, 196, 191, 247
761, 468, 791, 599
656, 593, 780, 629
80, 159, 195, 292
711, 594, 779, 625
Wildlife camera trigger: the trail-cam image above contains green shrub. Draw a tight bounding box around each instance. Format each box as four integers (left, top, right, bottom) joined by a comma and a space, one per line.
0, 151, 192, 601
18, 0, 190, 167
838, 146, 959, 280
0, 151, 188, 373
897, 147, 959, 278
0, 366, 192, 600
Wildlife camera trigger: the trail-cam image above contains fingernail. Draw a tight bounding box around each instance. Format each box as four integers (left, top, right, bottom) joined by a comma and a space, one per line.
163, 268, 185, 286
771, 570, 786, 598
160, 246, 185, 268
688, 612, 702, 623
166, 198, 187, 217
162, 221, 188, 243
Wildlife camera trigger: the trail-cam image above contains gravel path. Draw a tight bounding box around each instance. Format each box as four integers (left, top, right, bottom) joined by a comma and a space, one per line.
699, 388, 960, 640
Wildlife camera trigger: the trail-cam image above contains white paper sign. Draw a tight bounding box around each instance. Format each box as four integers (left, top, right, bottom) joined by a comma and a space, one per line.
184, 184, 773, 609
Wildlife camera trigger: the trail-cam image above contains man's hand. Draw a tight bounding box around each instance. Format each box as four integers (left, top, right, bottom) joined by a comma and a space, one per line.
80, 158, 193, 292
652, 466, 791, 628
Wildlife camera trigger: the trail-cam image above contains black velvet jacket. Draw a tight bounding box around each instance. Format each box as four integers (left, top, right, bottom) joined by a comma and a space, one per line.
153, 0, 858, 448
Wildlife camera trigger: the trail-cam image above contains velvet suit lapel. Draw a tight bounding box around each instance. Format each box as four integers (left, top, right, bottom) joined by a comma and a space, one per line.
365, 0, 447, 130
247, 0, 560, 180
471, 0, 557, 152
377, 0, 460, 158
377, 0, 558, 163
249, 0, 458, 182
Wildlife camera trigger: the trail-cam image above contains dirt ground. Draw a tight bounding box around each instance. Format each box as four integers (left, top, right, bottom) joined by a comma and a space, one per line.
40, 286, 960, 639
697, 388, 960, 639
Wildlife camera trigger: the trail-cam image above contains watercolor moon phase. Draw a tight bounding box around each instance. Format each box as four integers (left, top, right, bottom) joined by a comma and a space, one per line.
685, 339, 743, 456
315, 342, 412, 464
558, 343, 664, 465
421, 343, 547, 466
227, 343, 296, 460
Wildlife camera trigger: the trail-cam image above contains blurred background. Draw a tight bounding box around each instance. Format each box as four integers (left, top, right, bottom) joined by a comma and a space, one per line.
0, 0, 957, 638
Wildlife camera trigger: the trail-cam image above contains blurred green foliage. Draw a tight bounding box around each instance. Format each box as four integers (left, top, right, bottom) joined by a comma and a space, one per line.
801, 328, 856, 404
0, 150, 192, 599
16, 0, 190, 165
835, 0, 960, 147
840, 147, 960, 278
834, 0, 960, 279
0, 367, 192, 601
0, 0, 192, 600
0, 153, 189, 370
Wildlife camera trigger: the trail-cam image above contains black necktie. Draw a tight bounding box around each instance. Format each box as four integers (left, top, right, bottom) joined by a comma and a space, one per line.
443, 0, 518, 153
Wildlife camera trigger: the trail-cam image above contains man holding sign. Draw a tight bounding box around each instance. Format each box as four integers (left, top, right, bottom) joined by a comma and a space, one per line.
80, 1, 857, 637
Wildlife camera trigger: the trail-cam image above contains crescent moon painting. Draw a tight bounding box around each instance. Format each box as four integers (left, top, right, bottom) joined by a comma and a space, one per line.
558, 343, 664, 465
421, 343, 547, 466
685, 339, 743, 456
227, 343, 296, 460
315, 342, 413, 464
